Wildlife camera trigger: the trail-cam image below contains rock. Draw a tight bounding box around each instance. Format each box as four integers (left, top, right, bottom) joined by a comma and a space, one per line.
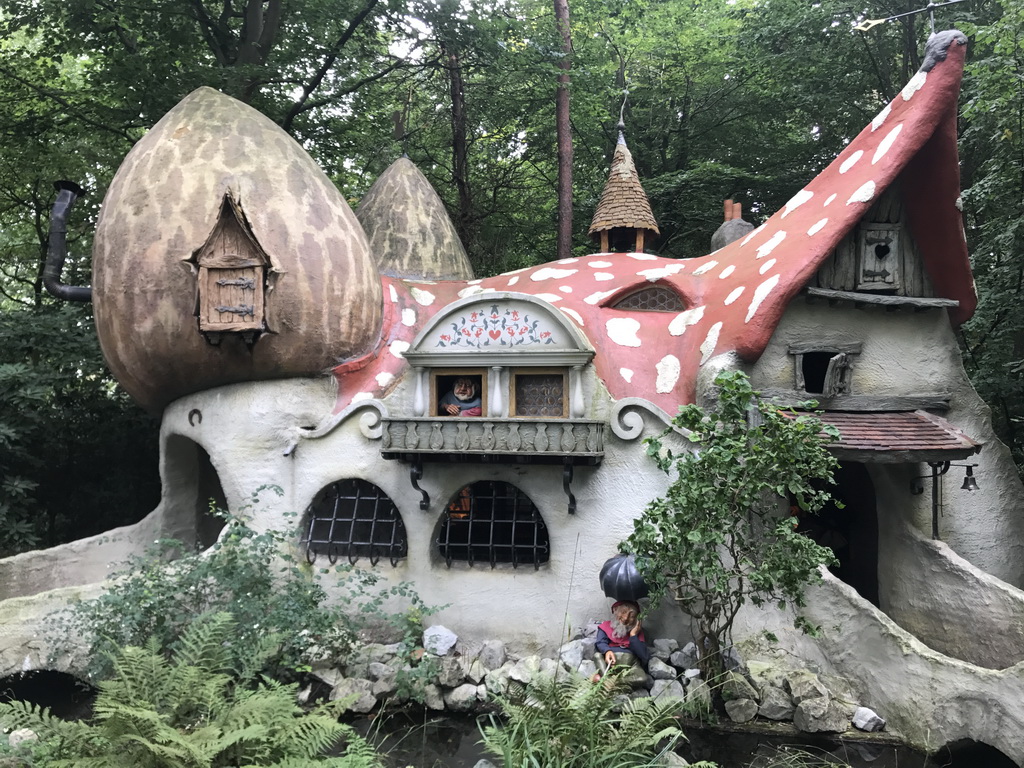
648, 657, 677, 680
650, 679, 686, 704
368, 661, 398, 697
785, 670, 829, 704
508, 655, 541, 684
757, 684, 794, 721
670, 642, 699, 669
722, 670, 759, 702
660, 753, 690, 767
478, 640, 506, 670
423, 683, 445, 711
8, 729, 37, 749
466, 658, 487, 685
683, 668, 702, 682
423, 626, 458, 656
484, 661, 515, 694
722, 646, 744, 671
437, 655, 465, 688
725, 698, 758, 723
652, 638, 679, 660
444, 683, 480, 712
310, 663, 345, 688
687, 680, 713, 715
793, 696, 850, 733
580, 637, 597, 659
296, 684, 312, 705
476, 683, 488, 702
852, 706, 886, 732
577, 659, 598, 680
538, 657, 560, 681
559, 639, 585, 670
747, 660, 786, 690
473, 761, 500, 768
329, 678, 377, 713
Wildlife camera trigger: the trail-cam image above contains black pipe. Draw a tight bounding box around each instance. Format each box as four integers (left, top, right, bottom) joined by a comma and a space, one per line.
42, 180, 91, 303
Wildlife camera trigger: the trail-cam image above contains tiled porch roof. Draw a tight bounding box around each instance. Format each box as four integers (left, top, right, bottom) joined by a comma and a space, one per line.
808, 410, 982, 463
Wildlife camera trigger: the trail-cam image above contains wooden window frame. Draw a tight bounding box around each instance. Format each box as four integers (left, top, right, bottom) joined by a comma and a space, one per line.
430, 368, 489, 417
510, 368, 569, 418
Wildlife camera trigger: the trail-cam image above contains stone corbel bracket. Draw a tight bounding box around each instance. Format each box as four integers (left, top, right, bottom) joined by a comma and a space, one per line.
610, 397, 693, 442
283, 399, 389, 456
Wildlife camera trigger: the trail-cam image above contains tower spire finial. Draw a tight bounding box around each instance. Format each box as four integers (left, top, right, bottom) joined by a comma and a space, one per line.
617, 89, 629, 143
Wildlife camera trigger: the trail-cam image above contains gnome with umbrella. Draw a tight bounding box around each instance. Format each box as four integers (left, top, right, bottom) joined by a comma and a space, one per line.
593, 554, 651, 685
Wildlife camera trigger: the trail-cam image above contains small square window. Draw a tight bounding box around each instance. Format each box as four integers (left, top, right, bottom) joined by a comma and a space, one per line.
433, 370, 487, 417
513, 371, 567, 417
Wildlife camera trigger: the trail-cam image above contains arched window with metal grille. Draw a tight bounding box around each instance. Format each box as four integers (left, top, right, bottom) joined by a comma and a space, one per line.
437, 481, 550, 569
303, 479, 407, 566
611, 285, 685, 312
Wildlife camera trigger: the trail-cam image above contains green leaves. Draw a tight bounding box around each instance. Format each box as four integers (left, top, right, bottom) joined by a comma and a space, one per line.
624, 371, 838, 685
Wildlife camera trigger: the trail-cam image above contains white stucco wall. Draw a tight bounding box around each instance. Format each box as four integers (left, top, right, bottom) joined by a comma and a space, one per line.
749, 300, 1024, 587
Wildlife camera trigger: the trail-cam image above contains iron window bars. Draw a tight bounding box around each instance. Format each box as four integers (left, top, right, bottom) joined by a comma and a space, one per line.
437, 481, 550, 569
303, 479, 408, 566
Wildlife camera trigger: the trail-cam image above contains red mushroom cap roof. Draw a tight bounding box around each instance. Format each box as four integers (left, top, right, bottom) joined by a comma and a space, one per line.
334, 32, 972, 415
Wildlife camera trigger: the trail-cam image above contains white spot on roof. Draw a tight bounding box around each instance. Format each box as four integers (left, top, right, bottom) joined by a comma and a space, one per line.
589, 261, 613, 268
558, 257, 579, 264
655, 355, 681, 393
532, 267, 578, 281
807, 218, 828, 236
638, 263, 686, 281
872, 123, 903, 164
620, 368, 634, 383
872, 104, 891, 132
508, 276, 520, 286
724, 286, 745, 305
693, 260, 719, 276
410, 287, 436, 306
756, 230, 786, 259
389, 340, 411, 358
533, 293, 562, 303
824, 193, 837, 207
606, 317, 642, 347
376, 372, 395, 388
669, 306, 705, 336
627, 252, 658, 260
901, 71, 927, 101
719, 265, 736, 279
559, 285, 573, 293
741, 223, 766, 246
955, 196, 963, 211
782, 190, 813, 218
700, 322, 723, 365
504, 266, 531, 275
962, 225, 968, 243
389, 284, 398, 303
840, 150, 863, 174
759, 258, 776, 275
458, 285, 484, 298
847, 181, 876, 205
585, 289, 617, 305
594, 272, 615, 281
745, 275, 781, 322
351, 392, 374, 403
401, 308, 416, 326
560, 307, 584, 326
467, 278, 482, 285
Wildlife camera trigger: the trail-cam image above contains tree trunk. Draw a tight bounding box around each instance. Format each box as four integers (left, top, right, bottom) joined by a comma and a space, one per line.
553, 0, 574, 261
446, 46, 473, 255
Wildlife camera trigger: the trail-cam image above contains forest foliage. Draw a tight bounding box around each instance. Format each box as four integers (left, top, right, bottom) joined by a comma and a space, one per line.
1, 0, 1023, 552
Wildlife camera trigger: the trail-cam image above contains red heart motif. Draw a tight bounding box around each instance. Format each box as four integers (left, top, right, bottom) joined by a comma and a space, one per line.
488, 329, 501, 339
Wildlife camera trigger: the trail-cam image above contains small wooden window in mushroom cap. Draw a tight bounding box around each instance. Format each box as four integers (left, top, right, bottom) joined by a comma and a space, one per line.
612, 285, 685, 312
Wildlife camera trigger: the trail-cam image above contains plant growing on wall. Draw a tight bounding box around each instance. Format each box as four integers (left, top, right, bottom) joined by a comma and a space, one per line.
48, 491, 437, 698
623, 370, 840, 688
3, 612, 383, 767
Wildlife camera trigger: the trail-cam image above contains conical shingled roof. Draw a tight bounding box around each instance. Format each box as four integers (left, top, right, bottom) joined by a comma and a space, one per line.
588, 134, 660, 236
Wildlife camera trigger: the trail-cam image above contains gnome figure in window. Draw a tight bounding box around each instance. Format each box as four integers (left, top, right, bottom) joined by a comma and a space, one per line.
440, 377, 482, 417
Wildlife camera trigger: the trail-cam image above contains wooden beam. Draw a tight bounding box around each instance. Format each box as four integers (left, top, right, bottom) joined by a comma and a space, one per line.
805, 286, 959, 309
758, 389, 952, 412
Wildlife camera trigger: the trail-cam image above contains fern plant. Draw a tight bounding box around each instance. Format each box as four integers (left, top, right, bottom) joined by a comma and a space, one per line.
480, 670, 715, 768
1, 613, 382, 768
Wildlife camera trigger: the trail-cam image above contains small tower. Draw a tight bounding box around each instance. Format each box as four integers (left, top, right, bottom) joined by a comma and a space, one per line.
588, 129, 659, 253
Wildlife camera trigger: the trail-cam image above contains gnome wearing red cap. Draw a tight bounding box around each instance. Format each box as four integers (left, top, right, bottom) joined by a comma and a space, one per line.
593, 600, 650, 683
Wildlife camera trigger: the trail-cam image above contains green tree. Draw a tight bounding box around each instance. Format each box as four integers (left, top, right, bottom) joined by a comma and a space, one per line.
623, 371, 839, 688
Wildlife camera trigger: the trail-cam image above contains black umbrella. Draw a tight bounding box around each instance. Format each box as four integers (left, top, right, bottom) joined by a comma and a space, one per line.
599, 553, 649, 602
